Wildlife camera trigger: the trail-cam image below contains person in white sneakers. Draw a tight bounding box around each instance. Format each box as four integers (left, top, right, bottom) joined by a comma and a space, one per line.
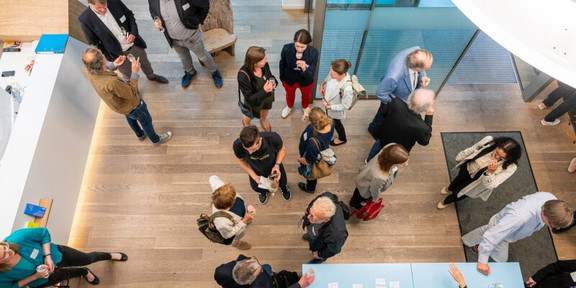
538, 81, 576, 126
279, 29, 318, 121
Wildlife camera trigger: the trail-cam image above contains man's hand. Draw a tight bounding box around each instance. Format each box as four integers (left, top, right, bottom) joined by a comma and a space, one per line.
251, 174, 261, 185
449, 263, 466, 288
125, 34, 136, 44
525, 277, 537, 287
420, 76, 431, 87
131, 57, 140, 74
425, 107, 435, 116
298, 273, 315, 288
477, 262, 490, 275
198, 23, 202, 32
113, 55, 126, 67
313, 251, 321, 259
270, 165, 281, 181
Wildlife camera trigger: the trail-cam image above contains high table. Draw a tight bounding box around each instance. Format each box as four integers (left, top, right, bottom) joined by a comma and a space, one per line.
302, 262, 524, 288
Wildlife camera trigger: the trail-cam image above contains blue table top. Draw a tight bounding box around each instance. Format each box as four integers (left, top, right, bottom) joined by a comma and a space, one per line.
301, 262, 524, 288
302, 263, 414, 288
411, 262, 524, 288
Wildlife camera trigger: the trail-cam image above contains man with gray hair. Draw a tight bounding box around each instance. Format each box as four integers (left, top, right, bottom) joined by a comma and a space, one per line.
301, 192, 349, 264
366, 88, 435, 161
82, 47, 172, 146
214, 254, 315, 288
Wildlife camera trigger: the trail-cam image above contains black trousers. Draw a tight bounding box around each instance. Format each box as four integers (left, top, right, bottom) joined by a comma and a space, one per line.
333, 119, 347, 142
442, 164, 483, 205
349, 188, 369, 210
33, 245, 111, 288
248, 164, 288, 195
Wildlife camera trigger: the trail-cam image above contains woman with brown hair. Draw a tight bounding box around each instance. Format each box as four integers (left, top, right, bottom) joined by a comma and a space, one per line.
238, 46, 278, 131
210, 175, 255, 250
297, 107, 334, 193
349, 143, 410, 211
0, 227, 127, 287
320, 59, 354, 146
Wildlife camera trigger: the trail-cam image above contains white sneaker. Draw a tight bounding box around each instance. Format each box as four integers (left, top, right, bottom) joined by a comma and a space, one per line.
281, 106, 293, 119
569, 158, 576, 173
437, 201, 448, 210
154, 130, 173, 146
440, 187, 450, 195
541, 119, 560, 126
301, 107, 312, 122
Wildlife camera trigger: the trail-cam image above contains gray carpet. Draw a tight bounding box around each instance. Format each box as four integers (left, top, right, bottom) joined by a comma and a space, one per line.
441, 131, 557, 279
447, 31, 518, 84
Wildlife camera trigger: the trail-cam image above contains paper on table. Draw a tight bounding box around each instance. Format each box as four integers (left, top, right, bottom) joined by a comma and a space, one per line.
328, 282, 338, 288
389, 281, 400, 288
375, 278, 386, 285
352, 284, 363, 288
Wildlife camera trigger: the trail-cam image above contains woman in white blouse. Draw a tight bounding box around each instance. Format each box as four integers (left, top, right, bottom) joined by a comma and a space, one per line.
437, 136, 522, 209
210, 175, 255, 250
320, 59, 354, 146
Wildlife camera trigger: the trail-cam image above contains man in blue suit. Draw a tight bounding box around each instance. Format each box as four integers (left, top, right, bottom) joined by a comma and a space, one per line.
79, 0, 168, 84
368, 47, 433, 137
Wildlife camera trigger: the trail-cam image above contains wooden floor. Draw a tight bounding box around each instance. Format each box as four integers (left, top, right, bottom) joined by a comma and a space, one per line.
68, 1, 576, 287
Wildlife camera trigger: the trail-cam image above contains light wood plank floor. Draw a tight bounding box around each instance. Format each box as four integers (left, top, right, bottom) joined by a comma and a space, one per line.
68, 1, 576, 287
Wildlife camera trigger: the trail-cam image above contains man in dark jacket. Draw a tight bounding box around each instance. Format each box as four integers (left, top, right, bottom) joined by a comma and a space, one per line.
366, 88, 435, 161
214, 254, 315, 288
302, 192, 349, 264
79, 0, 168, 84
525, 260, 576, 288
148, 0, 223, 88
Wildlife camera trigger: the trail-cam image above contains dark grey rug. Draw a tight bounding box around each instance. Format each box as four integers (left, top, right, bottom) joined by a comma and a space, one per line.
441, 131, 557, 279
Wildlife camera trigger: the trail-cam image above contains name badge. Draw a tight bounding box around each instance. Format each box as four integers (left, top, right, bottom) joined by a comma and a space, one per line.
30, 248, 39, 259
182, 3, 190, 10
303, 132, 308, 141
120, 15, 126, 23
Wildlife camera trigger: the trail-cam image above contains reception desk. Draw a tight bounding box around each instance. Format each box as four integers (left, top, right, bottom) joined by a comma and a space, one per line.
0, 37, 99, 244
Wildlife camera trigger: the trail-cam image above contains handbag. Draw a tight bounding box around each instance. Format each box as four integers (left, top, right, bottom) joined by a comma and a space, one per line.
309, 137, 332, 180
238, 70, 254, 119
350, 198, 384, 221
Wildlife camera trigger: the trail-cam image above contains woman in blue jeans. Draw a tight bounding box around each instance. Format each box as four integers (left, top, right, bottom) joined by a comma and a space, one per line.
0, 227, 127, 288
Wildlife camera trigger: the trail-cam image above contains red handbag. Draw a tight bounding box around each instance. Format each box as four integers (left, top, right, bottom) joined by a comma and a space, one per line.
362, 198, 384, 221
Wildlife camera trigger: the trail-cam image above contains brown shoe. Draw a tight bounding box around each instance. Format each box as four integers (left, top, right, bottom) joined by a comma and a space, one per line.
470, 245, 479, 255
232, 240, 251, 250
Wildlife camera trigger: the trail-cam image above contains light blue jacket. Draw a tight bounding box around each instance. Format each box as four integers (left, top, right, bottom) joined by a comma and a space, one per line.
0, 228, 63, 288
376, 46, 427, 104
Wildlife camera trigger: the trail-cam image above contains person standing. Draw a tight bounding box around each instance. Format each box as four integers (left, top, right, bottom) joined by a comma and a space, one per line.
538, 82, 576, 126
368, 47, 433, 136
525, 260, 576, 288
462, 192, 573, 275
297, 107, 334, 194
349, 143, 409, 211
366, 88, 435, 161
437, 136, 522, 209
148, 0, 223, 88
238, 47, 277, 132
82, 47, 173, 146
301, 192, 348, 264
79, 0, 168, 84
279, 29, 318, 121
209, 175, 255, 250
320, 59, 353, 146
233, 125, 291, 204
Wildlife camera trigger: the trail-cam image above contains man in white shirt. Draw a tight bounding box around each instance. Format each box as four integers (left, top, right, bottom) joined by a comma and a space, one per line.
462, 192, 573, 275
79, 0, 169, 84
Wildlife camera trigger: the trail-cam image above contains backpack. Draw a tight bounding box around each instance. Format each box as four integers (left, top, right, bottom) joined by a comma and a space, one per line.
339, 75, 367, 110
197, 211, 235, 244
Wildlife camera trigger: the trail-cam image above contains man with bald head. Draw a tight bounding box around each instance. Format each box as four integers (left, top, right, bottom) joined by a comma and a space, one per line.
368, 47, 433, 137
82, 47, 172, 146
367, 88, 435, 161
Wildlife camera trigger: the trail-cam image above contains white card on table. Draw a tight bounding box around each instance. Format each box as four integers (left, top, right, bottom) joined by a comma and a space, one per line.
328, 282, 338, 288
389, 281, 400, 288
352, 284, 363, 288
375, 278, 386, 285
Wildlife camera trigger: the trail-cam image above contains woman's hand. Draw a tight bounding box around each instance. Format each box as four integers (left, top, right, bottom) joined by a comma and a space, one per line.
448, 263, 466, 288
263, 80, 276, 93
113, 55, 126, 67
35, 270, 50, 280
242, 210, 255, 224
486, 161, 498, 174
44, 255, 55, 272
319, 82, 326, 96
296, 60, 307, 72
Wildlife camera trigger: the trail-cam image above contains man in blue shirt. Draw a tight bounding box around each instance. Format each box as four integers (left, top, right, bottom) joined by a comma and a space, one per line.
462, 192, 573, 275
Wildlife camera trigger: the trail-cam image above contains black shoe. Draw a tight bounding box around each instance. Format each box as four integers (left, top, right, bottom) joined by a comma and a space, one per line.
111, 252, 128, 261
308, 258, 325, 264
282, 186, 291, 201
147, 74, 169, 84
84, 268, 100, 285
212, 70, 223, 88
181, 69, 197, 88
258, 193, 269, 205
330, 139, 347, 146
298, 182, 315, 194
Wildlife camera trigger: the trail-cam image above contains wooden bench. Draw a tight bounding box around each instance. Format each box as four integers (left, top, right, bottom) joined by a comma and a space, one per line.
33, 198, 53, 227
204, 28, 237, 56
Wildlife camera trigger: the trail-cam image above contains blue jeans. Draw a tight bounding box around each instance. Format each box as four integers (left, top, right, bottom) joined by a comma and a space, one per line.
125, 100, 160, 143
367, 140, 383, 162
172, 30, 218, 74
